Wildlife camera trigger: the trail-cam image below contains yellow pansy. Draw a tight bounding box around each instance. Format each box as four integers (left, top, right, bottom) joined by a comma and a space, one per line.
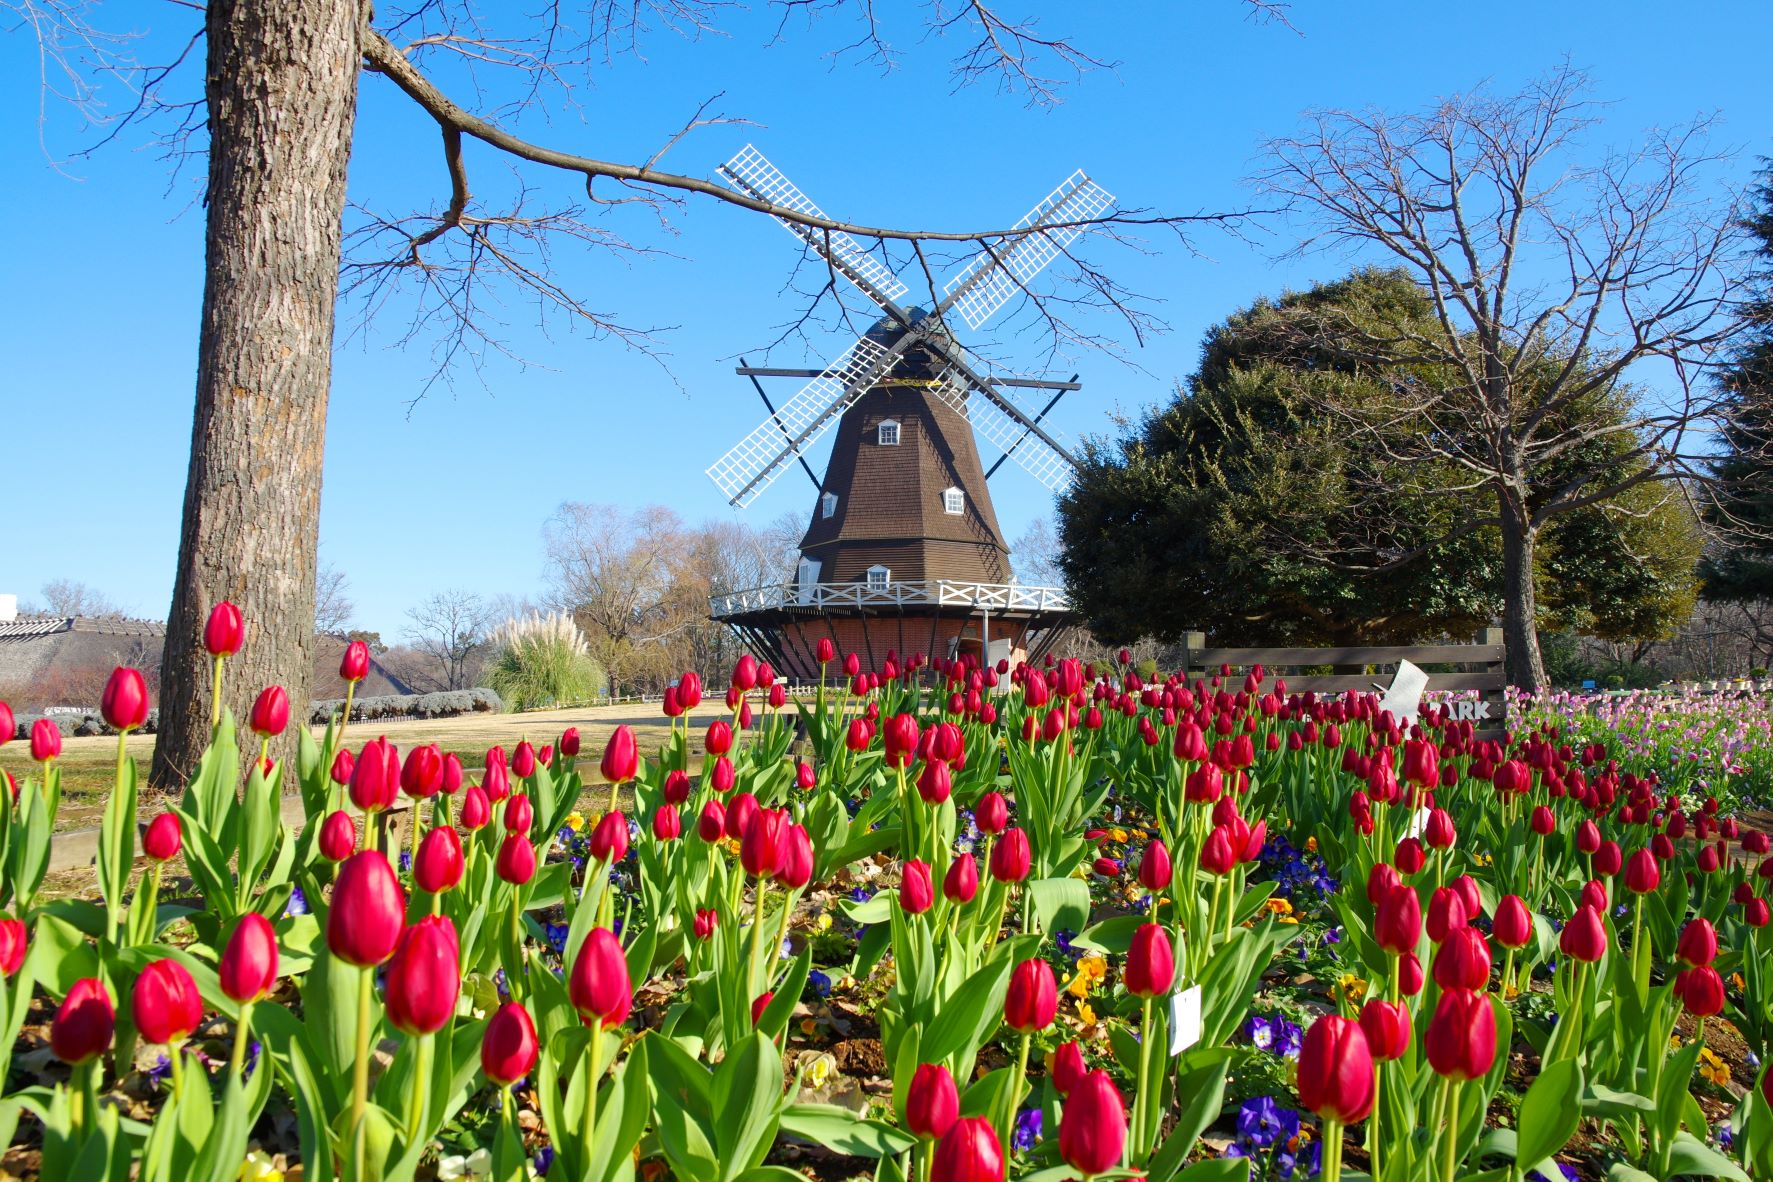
563, 811, 586, 832
1110, 828, 1130, 844
1699, 1047, 1729, 1087
804, 1053, 836, 1088
1264, 898, 1294, 916
240, 1152, 283, 1182
1305, 837, 1318, 853
816, 913, 833, 932
1337, 973, 1368, 1004
1066, 954, 1108, 998
1076, 1000, 1097, 1026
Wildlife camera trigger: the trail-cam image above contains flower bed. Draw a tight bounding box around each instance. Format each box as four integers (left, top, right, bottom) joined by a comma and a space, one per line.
0, 619, 1770, 1181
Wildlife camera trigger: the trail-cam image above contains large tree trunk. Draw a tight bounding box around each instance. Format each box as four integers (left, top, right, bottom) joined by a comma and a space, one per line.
150, 0, 362, 789
1498, 490, 1547, 691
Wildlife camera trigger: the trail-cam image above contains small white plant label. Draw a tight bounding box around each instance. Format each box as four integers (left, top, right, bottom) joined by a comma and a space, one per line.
1404, 807, 1433, 840
1169, 985, 1202, 1056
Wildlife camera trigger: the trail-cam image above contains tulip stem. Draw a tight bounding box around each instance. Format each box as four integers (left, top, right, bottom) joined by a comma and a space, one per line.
749, 878, 771, 997
1321, 1118, 1343, 1182
1135, 995, 1155, 1156
999, 1032, 1031, 1154
210, 655, 224, 732
584, 1027, 603, 1164
168, 1041, 185, 1104
409, 801, 424, 868
1439, 1078, 1461, 1182
408, 1033, 433, 1147
1367, 1065, 1381, 1181
351, 966, 374, 1180
229, 1000, 255, 1079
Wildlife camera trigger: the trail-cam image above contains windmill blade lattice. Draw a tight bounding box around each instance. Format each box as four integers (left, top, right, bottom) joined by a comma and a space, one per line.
706, 335, 900, 507
941, 171, 1115, 332
926, 370, 1076, 493
719, 145, 910, 307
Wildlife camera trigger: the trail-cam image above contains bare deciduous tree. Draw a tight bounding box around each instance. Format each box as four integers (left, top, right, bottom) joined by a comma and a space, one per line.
1010, 516, 1064, 587
1256, 64, 1748, 688
29, 579, 123, 619
402, 589, 493, 691
314, 561, 355, 635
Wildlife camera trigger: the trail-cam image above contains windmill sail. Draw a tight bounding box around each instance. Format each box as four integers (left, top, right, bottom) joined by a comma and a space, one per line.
941, 171, 1115, 331
706, 334, 900, 507
925, 369, 1076, 493
718, 145, 910, 307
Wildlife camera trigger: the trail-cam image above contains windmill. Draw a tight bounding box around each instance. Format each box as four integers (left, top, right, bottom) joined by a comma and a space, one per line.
705, 145, 1111, 678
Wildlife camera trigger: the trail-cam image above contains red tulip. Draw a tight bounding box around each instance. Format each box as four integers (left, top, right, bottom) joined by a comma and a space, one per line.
340, 639, 371, 682
1297, 1014, 1376, 1123
884, 713, 920, 768
900, 860, 935, 915
1358, 999, 1411, 1061
931, 1117, 1004, 1182
697, 800, 726, 843
569, 927, 632, 1028
481, 1001, 539, 1085
1575, 819, 1601, 854
1394, 837, 1427, 876
1530, 805, 1556, 836
1004, 958, 1057, 1032
133, 959, 203, 1046
990, 828, 1031, 883
693, 909, 718, 940
1051, 1040, 1086, 1095
204, 601, 245, 658
504, 793, 534, 834
328, 852, 406, 967
1366, 862, 1402, 906
318, 809, 358, 862
1059, 1069, 1128, 1174
741, 808, 790, 878
816, 638, 837, 664
30, 718, 61, 762
1423, 808, 1456, 850
385, 915, 461, 1035
330, 747, 356, 786
725, 792, 759, 840
1432, 926, 1493, 991
101, 667, 150, 732
142, 812, 182, 862
1594, 840, 1623, 877
51, 977, 114, 1065
349, 737, 401, 813
1748, 898, 1772, 927
1375, 884, 1421, 955
220, 911, 281, 1002
1492, 895, 1532, 950
1676, 918, 1718, 967
1426, 888, 1468, 944
415, 826, 465, 893
943, 853, 979, 903
1399, 950, 1425, 996
976, 792, 1009, 835
0, 701, 11, 746
653, 805, 682, 841
778, 825, 814, 890
601, 725, 639, 784
513, 741, 537, 779
907, 1062, 960, 1139
1125, 923, 1175, 998
916, 760, 953, 805
0, 920, 27, 977
496, 833, 536, 885
1674, 966, 1726, 1018
401, 744, 445, 798
588, 810, 628, 864
249, 686, 289, 738
483, 758, 511, 803
1424, 989, 1496, 1081
751, 991, 774, 1024
1200, 825, 1237, 876
1624, 848, 1660, 894
559, 727, 581, 758
1559, 904, 1609, 963
1139, 840, 1172, 891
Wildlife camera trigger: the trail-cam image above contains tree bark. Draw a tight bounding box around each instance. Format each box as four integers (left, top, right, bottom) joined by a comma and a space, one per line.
150, 0, 362, 789
1498, 489, 1547, 691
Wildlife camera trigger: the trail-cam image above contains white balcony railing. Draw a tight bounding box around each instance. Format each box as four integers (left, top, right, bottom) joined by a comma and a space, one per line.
710, 580, 1071, 617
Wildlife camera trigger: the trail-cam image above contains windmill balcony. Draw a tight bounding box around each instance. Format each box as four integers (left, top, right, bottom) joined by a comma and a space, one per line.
709, 579, 1071, 617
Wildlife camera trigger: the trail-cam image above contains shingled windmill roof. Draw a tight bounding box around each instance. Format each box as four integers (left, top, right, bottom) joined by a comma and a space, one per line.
798, 319, 1012, 586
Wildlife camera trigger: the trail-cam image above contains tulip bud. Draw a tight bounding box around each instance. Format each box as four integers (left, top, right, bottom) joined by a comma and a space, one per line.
1432, 926, 1493, 992
1297, 1014, 1376, 1124
512, 741, 537, 779
204, 601, 245, 658
1059, 1070, 1128, 1174
313, 809, 357, 862
401, 744, 445, 799
693, 909, 718, 940
220, 911, 281, 1003
943, 854, 979, 904
1375, 884, 1421, 956
1492, 895, 1532, 950
1594, 840, 1623, 877
1394, 836, 1427, 876
1125, 923, 1176, 998
142, 812, 182, 863
1138, 840, 1172, 891
0, 701, 11, 747
330, 747, 356, 786
52, 977, 114, 1065
1004, 958, 1058, 1032
101, 667, 150, 732
415, 826, 465, 894
796, 761, 817, 791
1425, 888, 1468, 944
898, 859, 935, 915
975, 792, 1009, 835
600, 725, 639, 785
349, 737, 401, 814
0, 919, 27, 978
907, 1063, 960, 1140
1051, 1040, 1086, 1096
30, 718, 62, 762
1365, 862, 1402, 906
133, 959, 204, 1046
777, 825, 814, 890
1558, 904, 1609, 963
653, 805, 682, 841
1424, 988, 1496, 1081
339, 639, 371, 682
570, 927, 632, 1028
1674, 965, 1726, 1018
328, 852, 406, 967
505, 793, 534, 834
1358, 999, 1411, 1061
385, 915, 461, 1035
1624, 848, 1660, 894
696, 799, 726, 843
916, 760, 953, 805
249, 686, 290, 738
460, 785, 492, 831
482, 1001, 539, 1085
931, 1117, 1003, 1182
496, 833, 537, 885
989, 828, 1031, 883
742, 808, 790, 878
1676, 918, 1718, 968
1423, 808, 1456, 850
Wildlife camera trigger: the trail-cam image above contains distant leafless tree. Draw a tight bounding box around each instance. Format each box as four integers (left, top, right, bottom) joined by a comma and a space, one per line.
30, 579, 123, 619
402, 589, 493, 690
1010, 516, 1064, 587
1256, 63, 1749, 689
314, 562, 355, 635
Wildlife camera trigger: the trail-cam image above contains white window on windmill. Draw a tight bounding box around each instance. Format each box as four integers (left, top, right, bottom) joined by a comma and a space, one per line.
877, 419, 900, 446
865, 564, 891, 591
821, 492, 838, 519
942, 486, 964, 515
796, 557, 820, 604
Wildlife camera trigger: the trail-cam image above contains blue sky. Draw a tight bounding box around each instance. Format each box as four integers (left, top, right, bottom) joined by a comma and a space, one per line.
3, 2, 1769, 636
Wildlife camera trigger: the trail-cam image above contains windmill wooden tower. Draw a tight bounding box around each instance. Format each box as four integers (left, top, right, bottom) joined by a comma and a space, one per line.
705, 146, 1109, 678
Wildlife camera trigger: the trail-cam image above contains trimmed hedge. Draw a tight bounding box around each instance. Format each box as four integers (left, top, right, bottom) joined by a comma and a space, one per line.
308, 687, 503, 725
